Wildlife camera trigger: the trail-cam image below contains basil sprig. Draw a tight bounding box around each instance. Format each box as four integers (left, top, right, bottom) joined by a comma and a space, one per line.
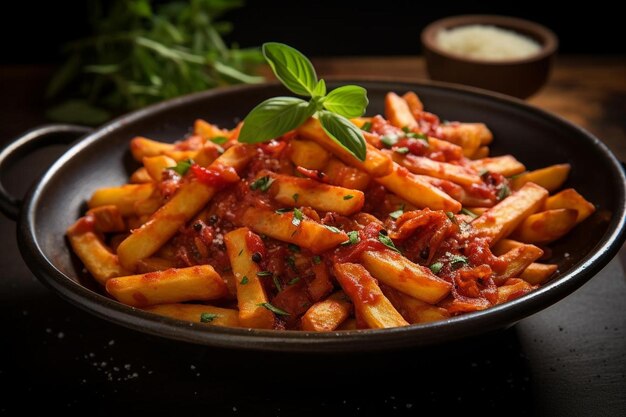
238, 42, 368, 161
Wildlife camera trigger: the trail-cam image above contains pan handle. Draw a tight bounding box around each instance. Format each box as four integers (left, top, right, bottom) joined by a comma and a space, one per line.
0, 124, 93, 221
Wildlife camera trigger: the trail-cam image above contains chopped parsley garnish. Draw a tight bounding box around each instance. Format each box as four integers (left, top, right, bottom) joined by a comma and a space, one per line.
292, 193, 299, 202
361, 121, 372, 132
381, 135, 399, 147
275, 208, 292, 214
240, 276, 249, 285
341, 231, 360, 246
286, 255, 296, 270
273, 275, 282, 292
288, 277, 301, 285
389, 204, 405, 220
450, 255, 468, 269
378, 232, 400, 253
168, 159, 194, 176
322, 225, 342, 233
288, 243, 300, 252
210, 136, 228, 145
200, 312, 219, 323
343, 194, 354, 200
250, 175, 275, 192
401, 126, 411, 133
478, 168, 489, 177
292, 207, 303, 227
312, 256, 322, 265
460, 208, 478, 219
256, 271, 272, 277
257, 302, 290, 316
497, 184, 511, 201
394, 147, 410, 155
407, 132, 428, 141
446, 211, 458, 224
429, 262, 443, 274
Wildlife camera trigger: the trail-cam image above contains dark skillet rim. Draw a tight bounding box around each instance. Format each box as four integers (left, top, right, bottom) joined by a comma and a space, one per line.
17, 79, 626, 352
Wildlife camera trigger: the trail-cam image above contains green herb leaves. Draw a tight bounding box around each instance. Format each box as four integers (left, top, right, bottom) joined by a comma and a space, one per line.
318, 111, 367, 161
200, 312, 219, 323
238, 42, 369, 161
378, 232, 400, 253
46, 0, 263, 125
239, 97, 315, 144
168, 159, 193, 176
262, 42, 318, 96
322, 85, 369, 118
250, 176, 275, 192
257, 302, 290, 316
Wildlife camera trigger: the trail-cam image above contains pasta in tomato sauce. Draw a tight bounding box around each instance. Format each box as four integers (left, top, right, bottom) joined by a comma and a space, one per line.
67, 91, 594, 331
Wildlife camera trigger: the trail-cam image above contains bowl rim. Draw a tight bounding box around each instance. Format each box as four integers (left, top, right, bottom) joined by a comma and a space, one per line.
421, 14, 559, 65
17, 78, 626, 352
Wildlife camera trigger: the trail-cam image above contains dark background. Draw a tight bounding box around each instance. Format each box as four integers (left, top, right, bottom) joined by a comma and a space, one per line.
1, 0, 625, 65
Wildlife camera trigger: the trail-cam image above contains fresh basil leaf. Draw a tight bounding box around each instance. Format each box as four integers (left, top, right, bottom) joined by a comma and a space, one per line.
312, 79, 327, 97
262, 42, 318, 97
257, 302, 290, 316
378, 232, 400, 253
343, 195, 354, 200
239, 97, 315, 143
322, 85, 368, 118
318, 111, 367, 161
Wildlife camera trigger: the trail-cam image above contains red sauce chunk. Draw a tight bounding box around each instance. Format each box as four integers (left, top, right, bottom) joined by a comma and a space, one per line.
191, 163, 239, 188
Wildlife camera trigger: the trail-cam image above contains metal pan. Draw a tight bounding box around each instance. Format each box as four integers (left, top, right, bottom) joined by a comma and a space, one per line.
1, 80, 624, 352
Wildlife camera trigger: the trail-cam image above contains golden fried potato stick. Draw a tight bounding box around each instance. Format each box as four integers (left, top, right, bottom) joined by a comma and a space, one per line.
106, 265, 229, 307
361, 249, 452, 304
470, 155, 526, 177
224, 227, 275, 329
144, 303, 240, 327
268, 172, 365, 216
511, 208, 578, 244
297, 118, 393, 177
238, 206, 348, 254
471, 182, 548, 245
510, 164, 571, 192
301, 291, 352, 332
67, 216, 129, 285
333, 263, 409, 329
117, 145, 254, 270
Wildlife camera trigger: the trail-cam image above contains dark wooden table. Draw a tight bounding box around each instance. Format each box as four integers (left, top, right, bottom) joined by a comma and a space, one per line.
1, 57, 625, 416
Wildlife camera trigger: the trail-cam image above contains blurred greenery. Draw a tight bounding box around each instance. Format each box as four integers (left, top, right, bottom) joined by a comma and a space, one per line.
46, 0, 265, 125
